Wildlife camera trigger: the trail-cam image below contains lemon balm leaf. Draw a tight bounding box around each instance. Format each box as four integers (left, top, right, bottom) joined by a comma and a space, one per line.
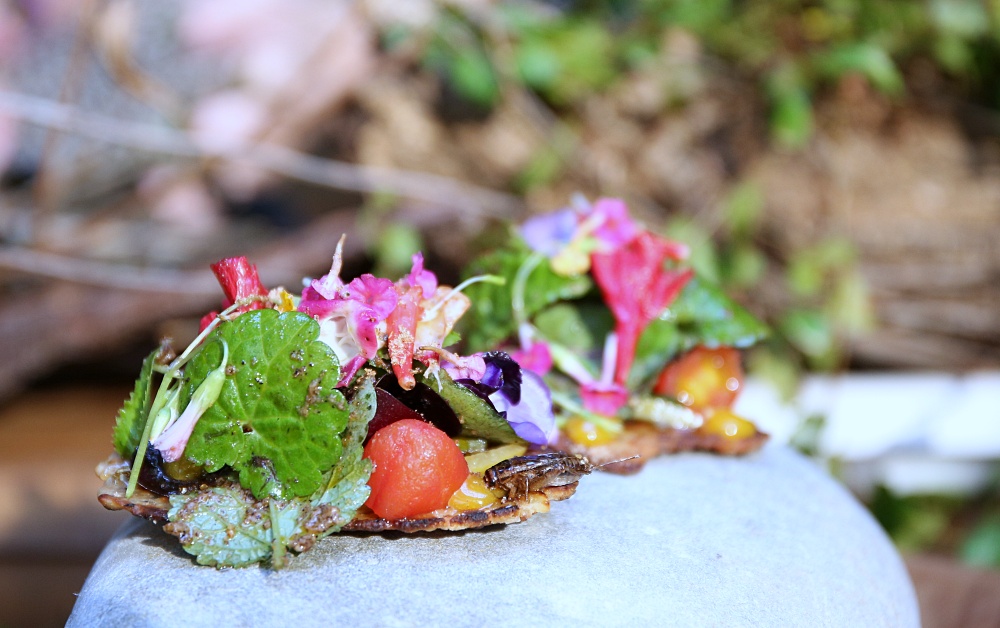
182, 310, 348, 500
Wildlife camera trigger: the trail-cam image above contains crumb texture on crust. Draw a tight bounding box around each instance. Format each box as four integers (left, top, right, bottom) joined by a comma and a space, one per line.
97, 451, 580, 533
558, 423, 769, 474
344, 483, 577, 533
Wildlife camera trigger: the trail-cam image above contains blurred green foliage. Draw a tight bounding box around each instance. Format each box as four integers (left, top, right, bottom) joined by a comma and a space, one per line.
405, 0, 1000, 147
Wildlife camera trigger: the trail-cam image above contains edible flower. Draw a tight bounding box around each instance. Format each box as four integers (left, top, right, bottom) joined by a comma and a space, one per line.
150, 340, 229, 463
449, 352, 557, 445
299, 238, 398, 381
520, 196, 644, 276
210, 256, 269, 313
510, 323, 552, 376
591, 231, 693, 388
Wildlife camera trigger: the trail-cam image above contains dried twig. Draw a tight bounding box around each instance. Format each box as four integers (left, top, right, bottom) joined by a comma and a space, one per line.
0, 210, 359, 401
0, 90, 522, 214
0, 247, 218, 293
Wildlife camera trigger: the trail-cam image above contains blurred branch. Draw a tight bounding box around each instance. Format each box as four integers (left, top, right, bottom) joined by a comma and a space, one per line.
0, 210, 362, 401
0, 90, 522, 214
0, 247, 218, 293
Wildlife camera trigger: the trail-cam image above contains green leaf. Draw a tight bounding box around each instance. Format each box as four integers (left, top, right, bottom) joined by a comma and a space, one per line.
770, 88, 813, 149
533, 302, 612, 354
423, 369, 523, 444
779, 308, 839, 370
450, 46, 500, 108
813, 42, 904, 95
516, 39, 561, 91
313, 376, 376, 536
112, 349, 157, 458
165, 377, 376, 569
462, 241, 592, 351
669, 277, 770, 349
721, 243, 767, 289
766, 63, 813, 150
183, 310, 348, 500
722, 181, 764, 239
166, 485, 346, 569
166, 486, 276, 568
961, 516, 1000, 568
629, 277, 768, 388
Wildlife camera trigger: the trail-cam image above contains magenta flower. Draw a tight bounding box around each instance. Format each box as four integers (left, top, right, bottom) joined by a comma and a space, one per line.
591, 231, 692, 387
405, 252, 438, 299
299, 242, 398, 370
510, 341, 553, 376
579, 382, 629, 416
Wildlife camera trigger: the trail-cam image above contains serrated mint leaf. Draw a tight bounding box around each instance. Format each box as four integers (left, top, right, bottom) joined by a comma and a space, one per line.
182, 310, 348, 500
462, 241, 591, 351
165, 485, 338, 569
165, 486, 274, 568
314, 376, 376, 536
424, 369, 523, 444
112, 349, 157, 458
164, 379, 377, 570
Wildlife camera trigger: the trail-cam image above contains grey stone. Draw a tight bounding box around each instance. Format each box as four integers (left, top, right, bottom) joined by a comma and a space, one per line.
69, 446, 919, 627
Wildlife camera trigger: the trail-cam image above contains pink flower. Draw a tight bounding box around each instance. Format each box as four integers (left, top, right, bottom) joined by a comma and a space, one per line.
580, 382, 629, 416
591, 231, 692, 387
588, 198, 639, 251
405, 252, 438, 299
299, 242, 398, 369
510, 341, 553, 376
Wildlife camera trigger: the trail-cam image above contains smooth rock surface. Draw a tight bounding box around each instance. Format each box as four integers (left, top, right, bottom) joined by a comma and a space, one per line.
69, 446, 919, 627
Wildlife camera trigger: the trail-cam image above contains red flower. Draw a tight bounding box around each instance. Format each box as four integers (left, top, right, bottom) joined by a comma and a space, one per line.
210, 257, 268, 313
591, 232, 692, 386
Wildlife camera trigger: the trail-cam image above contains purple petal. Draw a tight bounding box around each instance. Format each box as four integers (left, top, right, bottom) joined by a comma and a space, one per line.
490, 371, 557, 445
521, 209, 578, 258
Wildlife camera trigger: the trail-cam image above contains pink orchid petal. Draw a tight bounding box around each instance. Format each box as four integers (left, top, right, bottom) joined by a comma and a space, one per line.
344, 274, 397, 319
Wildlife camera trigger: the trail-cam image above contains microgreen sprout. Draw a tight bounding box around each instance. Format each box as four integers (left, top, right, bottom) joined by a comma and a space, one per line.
151, 339, 229, 463
125, 300, 245, 498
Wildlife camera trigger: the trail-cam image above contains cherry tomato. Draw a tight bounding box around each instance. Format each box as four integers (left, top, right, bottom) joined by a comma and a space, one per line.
363, 419, 469, 520
653, 346, 744, 411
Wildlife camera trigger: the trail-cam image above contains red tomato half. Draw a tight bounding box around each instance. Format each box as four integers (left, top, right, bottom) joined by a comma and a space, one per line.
653, 346, 744, 411
363, 419, 469, 520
